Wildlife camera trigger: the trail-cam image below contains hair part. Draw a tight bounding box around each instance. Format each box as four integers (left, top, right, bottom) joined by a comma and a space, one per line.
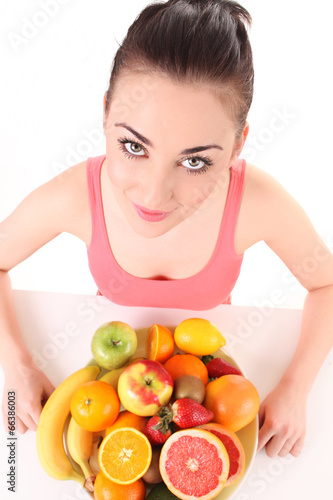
105, 0, 254, 137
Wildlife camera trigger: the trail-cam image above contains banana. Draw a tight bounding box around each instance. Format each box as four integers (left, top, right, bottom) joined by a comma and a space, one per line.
99, 365, 127, 388
89, 433, 103, 476
36, 365, 100, 487
66, 416, 95, 492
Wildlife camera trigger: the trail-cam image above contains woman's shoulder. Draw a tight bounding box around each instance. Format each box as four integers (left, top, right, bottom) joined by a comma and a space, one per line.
235, 162, 298, 254
243, 162, 302, 216
243, 162, 285, 194
46, 160, 92, 244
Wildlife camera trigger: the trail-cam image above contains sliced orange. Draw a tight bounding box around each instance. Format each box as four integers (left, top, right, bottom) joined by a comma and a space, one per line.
98, 427, 152, 485
146, 324, 175, 364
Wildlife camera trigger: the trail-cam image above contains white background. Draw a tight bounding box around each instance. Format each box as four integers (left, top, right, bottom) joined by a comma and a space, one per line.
0, 0, 332, 308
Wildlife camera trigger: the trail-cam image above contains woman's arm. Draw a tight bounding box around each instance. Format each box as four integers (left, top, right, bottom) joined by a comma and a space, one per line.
246, 166, 333, 457
257, 283, 333, 457
0, 270, 56, 433
0, 163, 88, 433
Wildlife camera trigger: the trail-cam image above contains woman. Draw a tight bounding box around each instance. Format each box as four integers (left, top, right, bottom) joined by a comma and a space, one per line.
0, 0, 332, 461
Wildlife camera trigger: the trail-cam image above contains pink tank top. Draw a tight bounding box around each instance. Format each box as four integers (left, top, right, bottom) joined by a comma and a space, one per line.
86, 154, 245, 310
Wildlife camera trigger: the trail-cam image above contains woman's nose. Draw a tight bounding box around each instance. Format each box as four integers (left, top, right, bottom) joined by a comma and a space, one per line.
139, 165, 173, 209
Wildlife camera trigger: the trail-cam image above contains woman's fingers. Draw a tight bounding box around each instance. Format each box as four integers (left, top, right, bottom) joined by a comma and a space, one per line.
256, 382, 307, 459
15, 415, 28, 434
277, 437, 295, 457
257, 417, 275, 453
42, 378, 55, 402
24, 377, 55, 429
258, 403, 265, 429
2, 377, 56, 434
289, 436, 305, 457
27, 402, 42, 430
258, 415, 306, 458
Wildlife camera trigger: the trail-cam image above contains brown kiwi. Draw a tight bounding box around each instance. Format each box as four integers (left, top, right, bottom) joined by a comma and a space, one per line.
173, 374, 206, 404
142, 446, 163, 484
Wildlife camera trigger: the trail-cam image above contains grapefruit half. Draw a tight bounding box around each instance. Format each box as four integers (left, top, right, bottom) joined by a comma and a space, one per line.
197, 423, 245, 486
159, 428, 229, 500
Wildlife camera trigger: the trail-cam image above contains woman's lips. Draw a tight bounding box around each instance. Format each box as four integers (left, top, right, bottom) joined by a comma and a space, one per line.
131, 202, 174, 222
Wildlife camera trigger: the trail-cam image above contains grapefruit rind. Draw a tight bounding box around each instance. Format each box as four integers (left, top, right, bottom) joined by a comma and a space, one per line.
196, 423, 245, 486
160, 428, 230, 500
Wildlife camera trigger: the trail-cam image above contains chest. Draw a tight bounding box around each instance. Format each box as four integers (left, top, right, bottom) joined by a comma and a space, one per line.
103, 205, 227, 280
97, 163, 255, 280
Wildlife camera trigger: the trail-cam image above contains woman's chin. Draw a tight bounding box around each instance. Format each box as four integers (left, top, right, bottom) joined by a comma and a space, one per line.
127, 217, 176, 238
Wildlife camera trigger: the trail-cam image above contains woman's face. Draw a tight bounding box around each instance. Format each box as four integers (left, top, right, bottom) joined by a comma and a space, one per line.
103, 72, 248, 238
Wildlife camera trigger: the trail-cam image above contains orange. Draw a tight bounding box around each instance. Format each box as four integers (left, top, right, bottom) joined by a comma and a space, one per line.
105, 410, 147, 436
98, 427, 152, 485
146, 324, 175, 363
94, 471, 145, 500
197, 423, 245, 486
160, 428, 229, 500
164, 354, 209, 385
204, 374, 260, 432
70, 380, 120, 432
174, 318, 226, 356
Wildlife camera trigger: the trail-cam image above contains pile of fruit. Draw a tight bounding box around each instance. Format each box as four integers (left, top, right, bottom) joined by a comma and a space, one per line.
36, 318, 260, 500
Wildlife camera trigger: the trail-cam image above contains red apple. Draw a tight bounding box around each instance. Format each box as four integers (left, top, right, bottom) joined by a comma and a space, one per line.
118, 360, 174, 416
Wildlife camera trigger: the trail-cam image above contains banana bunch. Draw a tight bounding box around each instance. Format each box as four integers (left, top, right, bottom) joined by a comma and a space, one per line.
36, 363, 132, 494
36, 365, 100, 493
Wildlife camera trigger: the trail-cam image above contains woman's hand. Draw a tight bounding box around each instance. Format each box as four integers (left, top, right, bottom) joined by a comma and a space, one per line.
2, 359, 55, 434
257, 380, 308, 458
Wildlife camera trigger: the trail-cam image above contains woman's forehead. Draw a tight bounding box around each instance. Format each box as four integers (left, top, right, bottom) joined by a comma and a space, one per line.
108, 72, 236, 140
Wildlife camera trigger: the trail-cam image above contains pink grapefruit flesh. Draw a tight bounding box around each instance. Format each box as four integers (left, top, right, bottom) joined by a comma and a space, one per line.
197, 423, 245, 486
160, 428, 229, 500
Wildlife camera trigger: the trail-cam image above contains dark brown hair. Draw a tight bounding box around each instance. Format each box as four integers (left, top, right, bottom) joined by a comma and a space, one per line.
105, 0, 254, 136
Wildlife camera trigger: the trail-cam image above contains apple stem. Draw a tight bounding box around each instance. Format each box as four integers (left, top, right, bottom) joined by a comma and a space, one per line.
145, 378, 151, 385
112, 340, 120, 346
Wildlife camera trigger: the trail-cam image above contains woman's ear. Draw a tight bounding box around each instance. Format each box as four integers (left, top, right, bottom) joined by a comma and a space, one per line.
231, 121, 249, 162
241, 121, 250, 147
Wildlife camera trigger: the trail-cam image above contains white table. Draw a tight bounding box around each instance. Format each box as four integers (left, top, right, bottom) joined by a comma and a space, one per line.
0, 289, 332, 500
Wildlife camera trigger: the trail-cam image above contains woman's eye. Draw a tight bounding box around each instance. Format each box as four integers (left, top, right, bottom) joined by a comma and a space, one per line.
125, 142, 145, 156
182, 157, 205, 170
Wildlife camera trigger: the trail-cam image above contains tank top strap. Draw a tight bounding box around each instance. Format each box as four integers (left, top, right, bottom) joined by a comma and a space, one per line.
217, 158, 246, 256
86, 154, 107, 249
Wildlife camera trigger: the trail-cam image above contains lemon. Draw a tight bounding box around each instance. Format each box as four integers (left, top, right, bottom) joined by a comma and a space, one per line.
174, 318, 225, 356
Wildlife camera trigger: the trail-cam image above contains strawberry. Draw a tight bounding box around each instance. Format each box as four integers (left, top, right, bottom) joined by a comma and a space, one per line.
171, 398, 213, 429
155, 399, 213, 433
144, 415, 173, 446
203, 355, 242, 378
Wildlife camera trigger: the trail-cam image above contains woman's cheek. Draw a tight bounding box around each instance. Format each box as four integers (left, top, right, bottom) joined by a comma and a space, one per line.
107, 158, 134, 190
184, 175, 222, 209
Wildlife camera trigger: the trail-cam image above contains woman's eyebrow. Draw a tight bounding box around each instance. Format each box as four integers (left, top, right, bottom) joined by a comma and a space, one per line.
114, 122, 223, 154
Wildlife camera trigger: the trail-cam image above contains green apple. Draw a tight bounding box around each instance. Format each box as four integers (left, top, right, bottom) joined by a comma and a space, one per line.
91, 321, 138, 370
